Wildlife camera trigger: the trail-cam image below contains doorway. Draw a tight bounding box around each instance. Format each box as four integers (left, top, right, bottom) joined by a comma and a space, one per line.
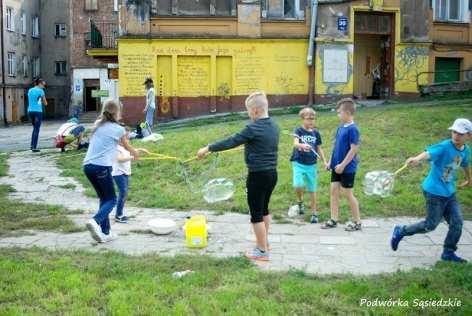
83, 79, 100, 112
354, 12, 394, 99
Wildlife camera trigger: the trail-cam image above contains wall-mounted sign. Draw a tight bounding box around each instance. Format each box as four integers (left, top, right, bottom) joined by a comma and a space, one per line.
337, 16, 348, 32
92, 90, 109, 98
323, 49, 348, 83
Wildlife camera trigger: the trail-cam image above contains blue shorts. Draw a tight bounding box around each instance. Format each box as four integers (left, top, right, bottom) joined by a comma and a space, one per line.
292, 161, 318, 192
70, 125, 85, 137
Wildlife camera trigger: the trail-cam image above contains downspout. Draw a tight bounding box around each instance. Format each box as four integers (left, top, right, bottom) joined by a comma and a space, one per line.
0, 0, 8, 126
307, 0, 318, 106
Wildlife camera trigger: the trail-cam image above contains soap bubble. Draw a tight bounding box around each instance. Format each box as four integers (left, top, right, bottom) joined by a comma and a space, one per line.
203, 178, 234, 203
363, 170, 395, 197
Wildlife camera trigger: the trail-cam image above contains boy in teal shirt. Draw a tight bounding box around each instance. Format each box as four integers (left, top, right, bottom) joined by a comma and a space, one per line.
391, 118, 472, 263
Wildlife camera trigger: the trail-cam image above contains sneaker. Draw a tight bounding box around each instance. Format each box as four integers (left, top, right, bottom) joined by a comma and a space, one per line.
245, 248, 269, 261
310, 213, 319, 224
31, 149, 40, 153
115, 215, 129, 223
390, 225, 404, 251
321, 219, 337, 229
86, 219, 104, 242
298, 202, 305, 215
345, 221, 362, 232
441, 251, 468, 263
100, 231, 118, 243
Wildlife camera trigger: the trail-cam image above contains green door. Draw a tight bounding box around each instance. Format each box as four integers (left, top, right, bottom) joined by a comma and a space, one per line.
435, 58, 461, 83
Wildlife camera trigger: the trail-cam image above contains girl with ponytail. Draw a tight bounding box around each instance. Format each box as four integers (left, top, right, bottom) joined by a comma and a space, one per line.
83, 99, 140, 243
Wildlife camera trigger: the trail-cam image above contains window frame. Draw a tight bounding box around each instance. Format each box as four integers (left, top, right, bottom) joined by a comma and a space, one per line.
32, 16, 40, 38
55, 61, 67, 76
7, 52, 16, 77
55, 23, 67, 38
85, 0, 99, 11
20, 12, 27, 35
433, 0, 469, 23
32, 57, 40, 78
6, 7, 14, 32
22, 55, 28, 78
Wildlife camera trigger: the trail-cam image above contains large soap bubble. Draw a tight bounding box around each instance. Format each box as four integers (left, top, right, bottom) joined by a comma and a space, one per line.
363, 170, 395, 198
203, 178, 235, 203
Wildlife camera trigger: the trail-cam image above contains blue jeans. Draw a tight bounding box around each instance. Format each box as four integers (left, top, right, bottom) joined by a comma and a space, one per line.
402, 191, 463, 252
113, 174, 129, 218
146, 106, 155, 128
29, 111, 42, 149
83, 164, 116, 235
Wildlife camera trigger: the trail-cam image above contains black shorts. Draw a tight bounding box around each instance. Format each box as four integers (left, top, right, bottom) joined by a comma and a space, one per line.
246, 170, 278, 223
331, 171, 356, 188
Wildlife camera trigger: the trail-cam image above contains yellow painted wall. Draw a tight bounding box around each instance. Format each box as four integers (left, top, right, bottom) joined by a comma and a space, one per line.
118, 39, 309, 98
395, 44, 430, 93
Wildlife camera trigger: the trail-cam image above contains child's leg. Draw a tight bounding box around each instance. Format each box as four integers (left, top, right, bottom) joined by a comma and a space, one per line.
247, 173, 268, 252
342, 188, 360, 223
113, 175, 129, 218
263, 171, 277, 239
292, 162, 305, 205
310, 192, 317, 213
443, 195, 463, 253
330, 182, 340, 221
295, 188, 304, 204
403, 191, 444, 236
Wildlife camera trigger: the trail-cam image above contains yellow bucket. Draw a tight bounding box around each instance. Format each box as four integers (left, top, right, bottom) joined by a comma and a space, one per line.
184, 215, 208, 248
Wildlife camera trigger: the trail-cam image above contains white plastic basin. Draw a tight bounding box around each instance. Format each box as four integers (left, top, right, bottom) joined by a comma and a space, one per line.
147, 218, 177, 235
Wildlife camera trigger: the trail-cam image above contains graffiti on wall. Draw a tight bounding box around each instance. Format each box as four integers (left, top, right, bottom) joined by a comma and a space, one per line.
395, 46, 429, 93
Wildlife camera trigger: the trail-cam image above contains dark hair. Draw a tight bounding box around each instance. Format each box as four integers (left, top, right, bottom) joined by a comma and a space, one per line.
33, 78, 45, 86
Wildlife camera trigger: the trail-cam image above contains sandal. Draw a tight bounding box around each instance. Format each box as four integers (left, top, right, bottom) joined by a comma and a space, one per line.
321, 219, 337, 229
345, 221, 362, 232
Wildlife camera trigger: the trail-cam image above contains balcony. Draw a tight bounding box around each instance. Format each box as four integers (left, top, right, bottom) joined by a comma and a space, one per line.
86, 20, 118, 61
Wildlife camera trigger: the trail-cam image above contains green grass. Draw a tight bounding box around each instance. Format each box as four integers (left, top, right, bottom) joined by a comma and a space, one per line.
0, 248, 470, 315
56, 102, 472, 222
0, 153, 83, 236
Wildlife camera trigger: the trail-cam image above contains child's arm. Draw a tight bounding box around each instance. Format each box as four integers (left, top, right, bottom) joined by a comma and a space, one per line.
116, 152, 133, 163
334, 144, 359, 174
316, 145, 328, 167
197, 126, 253, 158
293, 136, 311, 152
121, 136, 140, 160
405, 151, 430, 166
459, 166, 472, 188
136, 148, 150, 155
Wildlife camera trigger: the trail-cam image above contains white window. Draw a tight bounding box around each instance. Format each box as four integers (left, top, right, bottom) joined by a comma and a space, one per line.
32, 16, 40, 38
32, 57, 40, 78
6, 7, 14, 31
55, 61, 67, 75
55, 23, 67, 37
85, 0, 98, 11
114, 0, 119, 12
434, 0, 469, 22
21, 12, 26, 35
22, 56, 28, 77
7, 52, 16, 77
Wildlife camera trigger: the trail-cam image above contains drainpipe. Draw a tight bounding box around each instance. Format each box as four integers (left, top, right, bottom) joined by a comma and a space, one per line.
307, 0, 318, 106
0, 0, 8, 126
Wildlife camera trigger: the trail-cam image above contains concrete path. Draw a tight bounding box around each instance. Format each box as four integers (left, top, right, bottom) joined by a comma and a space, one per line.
1, 150, 472, 275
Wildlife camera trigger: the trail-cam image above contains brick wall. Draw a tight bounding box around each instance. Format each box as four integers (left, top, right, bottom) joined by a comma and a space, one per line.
70, 0, 118, 68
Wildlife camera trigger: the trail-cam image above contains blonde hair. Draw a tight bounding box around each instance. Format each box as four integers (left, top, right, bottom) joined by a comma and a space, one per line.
336, 98, 356, 115
245, 91, 269, 113
91, 99, 121, 134
299, 107, 316, 119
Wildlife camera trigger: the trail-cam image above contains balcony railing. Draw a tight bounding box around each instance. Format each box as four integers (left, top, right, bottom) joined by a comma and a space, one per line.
87, 20, 118, 49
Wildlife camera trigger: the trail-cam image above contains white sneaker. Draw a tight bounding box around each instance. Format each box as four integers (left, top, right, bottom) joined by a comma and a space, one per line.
86, 219, 104, 242
100, 231, 118, 243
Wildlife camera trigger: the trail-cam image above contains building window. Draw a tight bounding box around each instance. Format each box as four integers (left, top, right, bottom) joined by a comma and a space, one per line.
114, 0, 119, 12
32, 16, 40, 38
55, 61, 67, 76
7, 53, 16, 77
262, 0, 305, 20
22, 56, 28, 77
20, 12, 26, 35
434, 0, 469, 22
32, 57, 40, 78
85, 0, 98, 11
6, 7, 14, 31
55, 23, 67, 37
